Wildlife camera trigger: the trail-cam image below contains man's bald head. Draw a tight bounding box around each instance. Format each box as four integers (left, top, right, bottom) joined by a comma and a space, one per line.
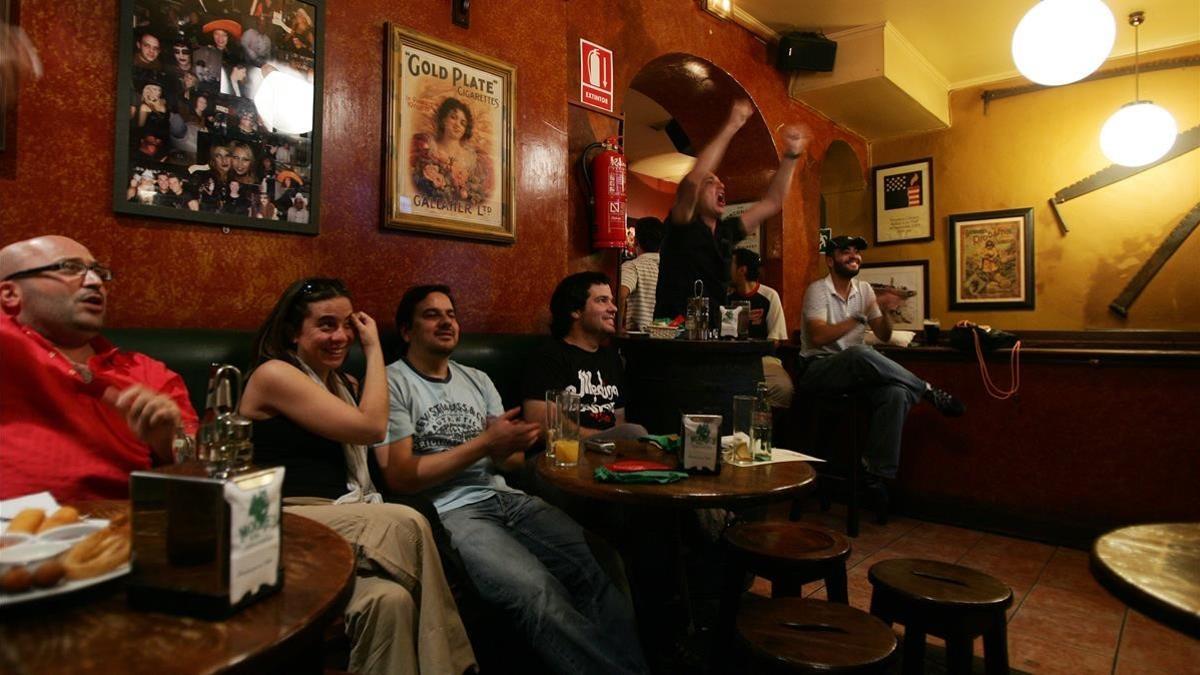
0, 236, 93, 279
0, 236, 108, 348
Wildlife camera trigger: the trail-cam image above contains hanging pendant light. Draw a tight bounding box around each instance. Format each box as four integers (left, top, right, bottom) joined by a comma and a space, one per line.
1100, 12, 1178, 167
1012, 0, 1115, 85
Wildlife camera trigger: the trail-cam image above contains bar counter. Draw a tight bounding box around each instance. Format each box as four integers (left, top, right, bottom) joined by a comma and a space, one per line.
619, 336, 774, 436
779, 331, 1200, 546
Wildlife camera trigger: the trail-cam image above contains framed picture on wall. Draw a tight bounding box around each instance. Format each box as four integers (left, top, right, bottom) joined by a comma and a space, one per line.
873, 158, 933, 245
858, 260, 930, 331
948, 207, 1035, 310
112, 0, 324, 234
384, 25, 516, 243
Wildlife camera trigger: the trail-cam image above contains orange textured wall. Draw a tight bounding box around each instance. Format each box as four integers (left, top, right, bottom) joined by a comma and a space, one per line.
1, 0, 866, 332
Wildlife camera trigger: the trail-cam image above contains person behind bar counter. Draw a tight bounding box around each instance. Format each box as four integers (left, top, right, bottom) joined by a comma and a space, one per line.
654, 99, 811, 324
729, 247, 793, 409
239, 277, 475, 675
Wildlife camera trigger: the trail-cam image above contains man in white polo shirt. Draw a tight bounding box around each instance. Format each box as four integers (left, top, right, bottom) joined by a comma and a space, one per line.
798, 235, 964, 488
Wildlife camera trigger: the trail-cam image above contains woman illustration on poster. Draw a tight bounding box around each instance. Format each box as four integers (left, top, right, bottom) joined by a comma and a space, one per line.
409, 97, 492, 210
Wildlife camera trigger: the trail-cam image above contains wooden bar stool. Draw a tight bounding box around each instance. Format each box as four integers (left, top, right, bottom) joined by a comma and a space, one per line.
724, 521, 853, 602
737, 596, 898, 674
867, 558, 1013, 675
716, 522, 854, 671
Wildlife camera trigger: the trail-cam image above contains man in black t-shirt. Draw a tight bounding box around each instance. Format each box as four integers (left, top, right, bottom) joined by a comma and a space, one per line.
522, 272, 645, 438
654, 99, 811, 324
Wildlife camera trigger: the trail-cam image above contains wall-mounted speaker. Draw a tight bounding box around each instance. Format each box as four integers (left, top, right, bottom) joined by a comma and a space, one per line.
776, 32, 837, 72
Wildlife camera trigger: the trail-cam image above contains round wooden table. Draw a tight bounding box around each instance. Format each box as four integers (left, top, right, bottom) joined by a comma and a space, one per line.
1091, 522, 1200, 638
535, 439, 817, 508
0, 502, 355, 674
537, 439, 818, 649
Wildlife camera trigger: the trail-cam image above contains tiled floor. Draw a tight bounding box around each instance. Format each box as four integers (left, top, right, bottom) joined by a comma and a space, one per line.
748, 505, 1200, 674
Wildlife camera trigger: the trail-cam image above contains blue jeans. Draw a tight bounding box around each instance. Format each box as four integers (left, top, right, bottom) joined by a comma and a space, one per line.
441, 492, 648, 675
796, 345, 926, 478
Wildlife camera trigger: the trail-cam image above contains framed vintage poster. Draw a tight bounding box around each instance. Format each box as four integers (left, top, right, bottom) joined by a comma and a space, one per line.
112, 0, 323, 234
384, 26, 516, 243
948, 208, 1035, 310
859, 260, 930, 331
873, 158, 933, 245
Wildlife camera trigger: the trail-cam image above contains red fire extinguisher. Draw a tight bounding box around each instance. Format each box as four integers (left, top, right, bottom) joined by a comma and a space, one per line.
581, 137, 627, 249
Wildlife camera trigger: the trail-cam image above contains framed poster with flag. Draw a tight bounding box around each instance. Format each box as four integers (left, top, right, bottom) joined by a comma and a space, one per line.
873, 158, 933, 245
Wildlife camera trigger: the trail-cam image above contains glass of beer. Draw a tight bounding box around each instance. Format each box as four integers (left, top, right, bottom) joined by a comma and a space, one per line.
553, 392, 582, 467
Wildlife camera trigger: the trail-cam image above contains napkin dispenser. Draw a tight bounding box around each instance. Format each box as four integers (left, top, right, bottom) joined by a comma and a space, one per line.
682, 413, 722, 474
127, 463, 285, 619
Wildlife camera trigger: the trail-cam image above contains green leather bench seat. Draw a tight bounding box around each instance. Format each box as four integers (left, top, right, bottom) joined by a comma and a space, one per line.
104, 329, 549, 414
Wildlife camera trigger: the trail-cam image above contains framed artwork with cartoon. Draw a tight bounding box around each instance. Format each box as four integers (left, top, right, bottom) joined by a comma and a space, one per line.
948, 208, 1035, 310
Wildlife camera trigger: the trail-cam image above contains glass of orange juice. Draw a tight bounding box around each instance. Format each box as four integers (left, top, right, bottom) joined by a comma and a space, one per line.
544, 389, 561, 460
553, 392, 581, 467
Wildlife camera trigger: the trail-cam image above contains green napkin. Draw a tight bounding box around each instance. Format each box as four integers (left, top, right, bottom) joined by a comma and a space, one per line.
639, 434, 681, 453
594, 466, 688, 484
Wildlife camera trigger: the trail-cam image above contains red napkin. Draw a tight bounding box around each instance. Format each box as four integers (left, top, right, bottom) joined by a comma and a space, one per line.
609, 459, 673, 473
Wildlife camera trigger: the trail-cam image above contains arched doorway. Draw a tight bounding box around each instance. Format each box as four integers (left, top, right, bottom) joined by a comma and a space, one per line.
819, 140, 869, 239
623, 53, 784, 285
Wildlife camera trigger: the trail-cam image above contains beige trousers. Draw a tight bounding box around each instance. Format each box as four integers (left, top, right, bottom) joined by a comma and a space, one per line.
763, 356, 795, 409
284, 501, 476, 675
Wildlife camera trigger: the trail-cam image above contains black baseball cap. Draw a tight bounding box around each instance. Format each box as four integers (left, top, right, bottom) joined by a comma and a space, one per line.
823, 235, 869, 254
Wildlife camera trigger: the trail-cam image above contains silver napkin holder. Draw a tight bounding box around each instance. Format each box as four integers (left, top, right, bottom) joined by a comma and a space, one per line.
127, 463, 285, 619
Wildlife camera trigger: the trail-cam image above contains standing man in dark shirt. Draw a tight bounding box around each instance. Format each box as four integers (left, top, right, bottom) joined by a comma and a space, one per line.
654, 99, 811, 323
522, 272, 645, 439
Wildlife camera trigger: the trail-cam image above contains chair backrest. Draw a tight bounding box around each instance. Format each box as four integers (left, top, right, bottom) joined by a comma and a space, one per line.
105, 328, 549, 414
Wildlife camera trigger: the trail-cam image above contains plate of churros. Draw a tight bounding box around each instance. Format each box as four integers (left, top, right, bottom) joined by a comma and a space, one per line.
0, 506, 132, 606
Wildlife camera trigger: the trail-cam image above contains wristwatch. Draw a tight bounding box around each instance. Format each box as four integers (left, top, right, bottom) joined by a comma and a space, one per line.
854, 314, 869, 326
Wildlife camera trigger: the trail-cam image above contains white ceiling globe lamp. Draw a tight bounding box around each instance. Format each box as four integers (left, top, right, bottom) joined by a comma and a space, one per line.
1100, 12, 1178, 167
1012, 0, 1116, 85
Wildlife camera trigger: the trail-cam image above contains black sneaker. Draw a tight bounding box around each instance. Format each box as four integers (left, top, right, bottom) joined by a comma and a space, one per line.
924, 386, 965, 417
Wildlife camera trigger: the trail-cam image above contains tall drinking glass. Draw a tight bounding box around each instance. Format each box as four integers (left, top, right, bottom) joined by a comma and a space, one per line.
728, 395, 756, 466
554, 392, 582, 467
544, 389, 561, 460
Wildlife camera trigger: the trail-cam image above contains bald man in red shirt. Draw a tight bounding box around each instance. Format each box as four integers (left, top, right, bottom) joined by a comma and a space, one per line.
0, 236, 198, 501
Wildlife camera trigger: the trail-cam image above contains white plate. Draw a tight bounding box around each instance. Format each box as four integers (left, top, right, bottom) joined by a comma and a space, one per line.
0, 562, 131, 607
